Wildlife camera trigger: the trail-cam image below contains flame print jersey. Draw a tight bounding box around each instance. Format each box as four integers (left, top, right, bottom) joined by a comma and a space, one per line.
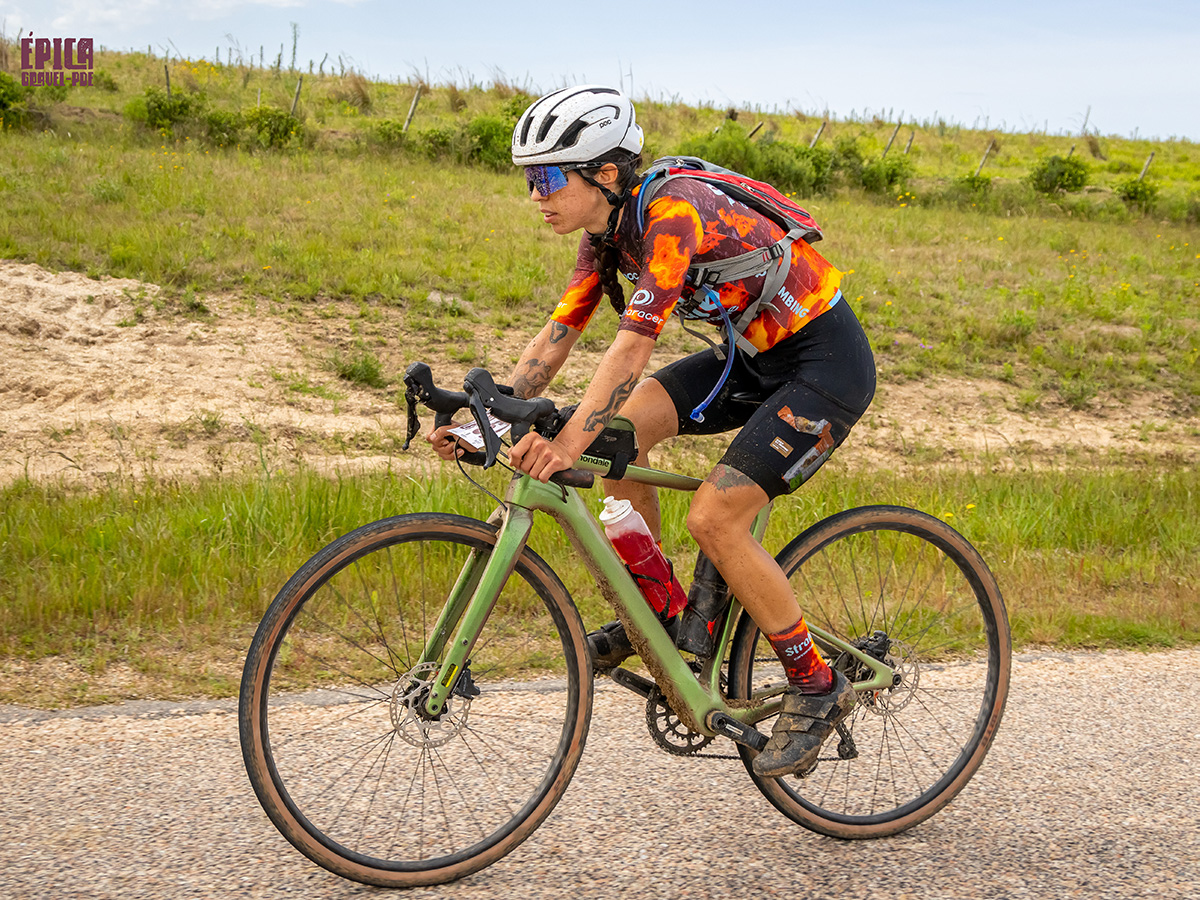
550, 178, 843, 351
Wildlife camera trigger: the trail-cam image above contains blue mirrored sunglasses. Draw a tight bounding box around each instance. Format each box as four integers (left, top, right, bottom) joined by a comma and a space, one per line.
523, 163, 591, 196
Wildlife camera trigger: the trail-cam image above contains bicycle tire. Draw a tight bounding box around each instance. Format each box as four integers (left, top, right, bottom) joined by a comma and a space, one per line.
239, 512, 592, 887
727, 505, 1010, 839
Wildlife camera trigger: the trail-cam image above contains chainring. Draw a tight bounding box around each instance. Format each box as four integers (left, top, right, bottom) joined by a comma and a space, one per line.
645, 687, 715, 756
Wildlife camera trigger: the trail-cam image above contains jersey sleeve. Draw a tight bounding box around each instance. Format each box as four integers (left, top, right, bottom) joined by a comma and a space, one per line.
549, 233, 605, 333
616, 194, 704, 340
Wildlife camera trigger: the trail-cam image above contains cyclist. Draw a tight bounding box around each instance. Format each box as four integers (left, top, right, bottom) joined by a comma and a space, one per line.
428, 85, 876, 777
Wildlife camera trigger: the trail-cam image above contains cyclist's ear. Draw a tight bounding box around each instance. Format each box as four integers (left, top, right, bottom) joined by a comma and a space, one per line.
593, 163, 620, 191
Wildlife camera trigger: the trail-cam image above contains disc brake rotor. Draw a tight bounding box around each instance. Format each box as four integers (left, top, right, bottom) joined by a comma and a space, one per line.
391, 662, 471, 748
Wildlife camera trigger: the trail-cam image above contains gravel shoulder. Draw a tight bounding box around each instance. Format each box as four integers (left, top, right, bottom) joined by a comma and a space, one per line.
2, 648, 1197, 900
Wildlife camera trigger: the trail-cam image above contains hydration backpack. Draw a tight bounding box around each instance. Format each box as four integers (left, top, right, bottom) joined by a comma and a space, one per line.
633, 155, 824, 357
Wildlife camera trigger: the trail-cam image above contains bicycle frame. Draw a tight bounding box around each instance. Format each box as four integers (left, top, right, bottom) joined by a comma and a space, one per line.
419, 461, 895, 743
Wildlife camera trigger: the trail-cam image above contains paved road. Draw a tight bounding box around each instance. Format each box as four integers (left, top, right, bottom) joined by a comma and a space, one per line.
2, 648, 1197, 900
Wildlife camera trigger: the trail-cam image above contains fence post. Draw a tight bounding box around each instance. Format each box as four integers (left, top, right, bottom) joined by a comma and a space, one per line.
1138, 151, 1155, 182
882, 121, 902, 157
974, 139, 995, 177
904, 130, 915, 155
402, 85, 423, 133
290, 76, 303, 116
164, 63, 171, 99
809, 119, 827, 149
1066, 144, 1075, 158
748, 121, 764, 139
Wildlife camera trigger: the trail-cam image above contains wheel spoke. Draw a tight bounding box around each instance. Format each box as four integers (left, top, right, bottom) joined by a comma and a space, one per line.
729, 507, 1009, 837
240, 514, 590, 887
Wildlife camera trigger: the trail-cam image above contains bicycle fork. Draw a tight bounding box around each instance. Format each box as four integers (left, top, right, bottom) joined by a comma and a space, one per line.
417, 503, 535, 718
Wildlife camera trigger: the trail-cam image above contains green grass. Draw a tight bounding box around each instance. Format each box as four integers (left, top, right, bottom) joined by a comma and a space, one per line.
1, 121, 1196, 409
1, 457, 1195, 700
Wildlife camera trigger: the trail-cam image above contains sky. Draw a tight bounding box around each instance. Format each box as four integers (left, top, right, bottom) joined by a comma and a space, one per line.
4, 0, 1198, 141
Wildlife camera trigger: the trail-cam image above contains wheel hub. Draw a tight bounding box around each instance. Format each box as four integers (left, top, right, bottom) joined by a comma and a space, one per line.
835, 631, 920, 716
862, 637, 919, 715
390, 662, 471, 748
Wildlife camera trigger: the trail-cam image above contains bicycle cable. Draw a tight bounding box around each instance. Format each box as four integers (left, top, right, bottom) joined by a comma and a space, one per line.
455, 445, 511, 509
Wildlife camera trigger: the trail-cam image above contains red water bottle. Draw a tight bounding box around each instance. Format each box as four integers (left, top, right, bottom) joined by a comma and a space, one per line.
600, 496, 688, 618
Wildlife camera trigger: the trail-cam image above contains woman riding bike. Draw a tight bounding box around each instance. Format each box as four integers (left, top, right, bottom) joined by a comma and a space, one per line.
429, 85, 876, 777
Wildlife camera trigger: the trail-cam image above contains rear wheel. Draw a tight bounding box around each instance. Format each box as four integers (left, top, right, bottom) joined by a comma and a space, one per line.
728, 505, 1010, 838
239, 513, 592, 887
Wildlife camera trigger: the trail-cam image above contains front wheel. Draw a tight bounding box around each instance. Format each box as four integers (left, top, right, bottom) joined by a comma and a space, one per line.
239, 513, 592, 887
728, 505, 1010, 839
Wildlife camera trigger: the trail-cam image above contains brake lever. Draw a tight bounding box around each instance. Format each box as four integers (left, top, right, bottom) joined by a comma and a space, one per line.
467, 390, 503, 469
401, 384, 421, 450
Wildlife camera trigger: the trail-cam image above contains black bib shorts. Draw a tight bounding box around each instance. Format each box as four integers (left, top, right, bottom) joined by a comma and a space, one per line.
650, 296, 876, 500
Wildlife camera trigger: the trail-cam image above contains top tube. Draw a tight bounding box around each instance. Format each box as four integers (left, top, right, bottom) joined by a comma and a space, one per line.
573, 455, 704, 492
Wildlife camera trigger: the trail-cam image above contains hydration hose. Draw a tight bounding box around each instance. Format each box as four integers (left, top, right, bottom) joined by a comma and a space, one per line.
689, 288, 737, 424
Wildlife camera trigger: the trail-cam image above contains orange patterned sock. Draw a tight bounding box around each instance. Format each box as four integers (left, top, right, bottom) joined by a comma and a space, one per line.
767, 617, 833, 694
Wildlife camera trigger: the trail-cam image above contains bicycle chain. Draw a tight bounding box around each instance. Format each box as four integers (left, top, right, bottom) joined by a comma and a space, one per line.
643, 656, 860, 764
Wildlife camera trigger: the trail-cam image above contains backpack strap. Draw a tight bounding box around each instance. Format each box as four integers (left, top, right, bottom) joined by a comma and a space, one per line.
635, 170, 806, 357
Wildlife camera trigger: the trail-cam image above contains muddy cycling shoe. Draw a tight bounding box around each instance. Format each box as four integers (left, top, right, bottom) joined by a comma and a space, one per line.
752, 670, 857, 778
587, 616, 678, 671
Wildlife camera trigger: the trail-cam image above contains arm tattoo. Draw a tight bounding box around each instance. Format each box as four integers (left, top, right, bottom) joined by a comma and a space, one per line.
583, 373, 638, 433
548, 321, 570, 345
512, 358, 551, 398
705, 464, 759, 493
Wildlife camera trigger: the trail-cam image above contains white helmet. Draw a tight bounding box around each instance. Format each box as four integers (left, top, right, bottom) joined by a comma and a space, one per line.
512, 85, 644, 166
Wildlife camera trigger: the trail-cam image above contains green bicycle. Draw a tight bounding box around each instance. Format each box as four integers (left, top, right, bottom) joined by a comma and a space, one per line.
239, 363, 1011, 888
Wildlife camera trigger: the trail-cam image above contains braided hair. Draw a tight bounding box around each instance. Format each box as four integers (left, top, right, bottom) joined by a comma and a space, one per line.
581, 149, 642, 317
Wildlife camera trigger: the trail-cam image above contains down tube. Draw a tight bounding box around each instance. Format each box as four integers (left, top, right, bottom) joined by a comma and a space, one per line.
523, 479, 727, 733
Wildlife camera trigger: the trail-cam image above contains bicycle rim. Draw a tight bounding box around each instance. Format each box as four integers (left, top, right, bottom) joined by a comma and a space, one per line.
239, 513, 592, 887
729, 505, 1010, 838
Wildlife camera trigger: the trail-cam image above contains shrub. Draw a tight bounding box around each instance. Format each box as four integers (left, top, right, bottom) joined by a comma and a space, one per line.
674, 123, 833, 196
860, 155, 914, 194
831, 137, 866, 183
1116, 177, 1158, 212
677, 121, 759, 175
502, 93, 533, 123
203, 109, 244, 146
464, 115, 512, 170
757, 140, 834, 195
373, 118, 407, 147
244, 106, 301, 149
93, 69, 119, 92
0, 71, 31, 128
134, 87, 202, 131
1027, 155, 1089, 194
37, 82, 70, 104
411, 126, 456, 161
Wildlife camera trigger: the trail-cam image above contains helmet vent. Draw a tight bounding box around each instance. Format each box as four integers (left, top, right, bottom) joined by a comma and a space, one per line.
536, 114, 557, 144
559, 120, 588, 149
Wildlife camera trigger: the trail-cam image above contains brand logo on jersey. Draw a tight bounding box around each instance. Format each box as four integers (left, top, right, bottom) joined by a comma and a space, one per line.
629, 289, 654, 307
625, 308, 664, 326
775, 285, 809, 320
